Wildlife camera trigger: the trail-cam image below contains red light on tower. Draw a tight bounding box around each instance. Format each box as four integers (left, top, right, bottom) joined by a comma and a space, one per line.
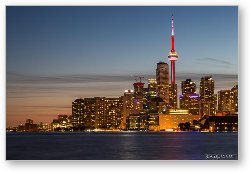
168, 14, 178, 86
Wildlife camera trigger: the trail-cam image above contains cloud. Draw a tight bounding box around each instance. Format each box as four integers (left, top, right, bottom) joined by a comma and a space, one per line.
7, 72, 154, 84
176, 72, 237, 81
196, 57, 233, 66
6, 72, 238, 100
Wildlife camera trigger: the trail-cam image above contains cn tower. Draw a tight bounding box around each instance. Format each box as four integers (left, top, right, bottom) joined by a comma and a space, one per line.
168, 14, 178, 86
168, 14, 178, 109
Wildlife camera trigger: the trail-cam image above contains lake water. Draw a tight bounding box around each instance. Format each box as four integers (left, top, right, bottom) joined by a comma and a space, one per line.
6, 132, 238, 160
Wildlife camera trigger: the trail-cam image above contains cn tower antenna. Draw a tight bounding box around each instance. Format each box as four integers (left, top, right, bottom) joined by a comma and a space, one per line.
171, 14, 174, 36
171, 14, 175, 52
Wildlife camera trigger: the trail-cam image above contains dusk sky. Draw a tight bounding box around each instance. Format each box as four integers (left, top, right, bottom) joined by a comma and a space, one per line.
6, 6, 238, 127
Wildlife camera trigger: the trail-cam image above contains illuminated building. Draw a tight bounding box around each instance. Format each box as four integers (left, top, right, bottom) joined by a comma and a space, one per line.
72, 97, 123, 130
218, 90, 231, 112
230, 85, 238, 113
199, 76, 217, 116
126, 114, 149, 130
72, 98, 85, 128
104, 97, 123, 129
179, 79, 200, 115
208, 116, 238, 132
148, 113, 160, 131
51, 114, 71, 131
126, 114, 139, 130
216, 85, 238, 115
181, 79, 196, 95
132, 97, 143, 114
200, 94, 217, 116
148, 78, 157, 98
38, 122, 50, 132
94, 97, 106, 128
94, 97, 123, 130
200, 76, 214, 100
24, 119, 38, 132
124, 80, 149, 130
82, 98, 95, 129
147, 97, 165, 114
143, 79, 157, 113
17, 124, 25, 132
168, 14, 178, 109
133, 79, 145, 96
142, 87, 150, 111
156, 61, 169, 104
169, 84, 177, 109
122, 90, 134, 129
159, 110, 200, 131
180, 93, 200, 115
72, 98, 95, 130
133, 81, 145, 114
141, 80, 158, 113
168, 109, 189, 115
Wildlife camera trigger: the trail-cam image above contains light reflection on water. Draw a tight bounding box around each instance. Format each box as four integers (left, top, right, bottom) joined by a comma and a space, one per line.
6, 132, 238, 160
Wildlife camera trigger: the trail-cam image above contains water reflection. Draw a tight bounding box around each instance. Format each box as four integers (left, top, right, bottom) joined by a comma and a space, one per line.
6, 132, 238, 160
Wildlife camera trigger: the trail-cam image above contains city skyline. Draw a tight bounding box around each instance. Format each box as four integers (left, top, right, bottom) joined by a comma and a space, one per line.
6, 6, 238, 127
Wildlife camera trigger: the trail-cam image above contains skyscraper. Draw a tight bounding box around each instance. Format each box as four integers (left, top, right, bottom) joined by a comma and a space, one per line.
94, 97, 123, 129
146, 78, 159, 113
230, 84, 238, 113
168, 14, 178, 109
179, 79, 200, 115
148, 78, 157, 98
122, 90, 134, 129
72, 98, 85, 129
181, 79, 196, 95
156, 61, 169, 104
199, 76, 217, 116
82, 98, 96, 129
72, 97, 123, 130
169, 84, 177, 109
200, 76, 214, 100
133, 80, 145, 114
218, 90, 231, 112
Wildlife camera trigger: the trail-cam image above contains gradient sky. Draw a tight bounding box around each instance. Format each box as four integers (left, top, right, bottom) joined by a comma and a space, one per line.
6, 6, 238, 127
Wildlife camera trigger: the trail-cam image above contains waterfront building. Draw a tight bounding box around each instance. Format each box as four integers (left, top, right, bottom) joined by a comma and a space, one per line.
38, 122, 50, 132
122, 90, 134, 129
51, 114, 71, 131
72, 98, 85, 128
199, 76, 217, 116
24, 119, 38, 132
17, 124, 25, 132
126, 114, 149, 130
148, 113, 160, 131
72, 97, 123, 130
159, 110, 200, 131
208, 116, 238, 132
94, 97, 123, 130
83, 98, 96, 129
